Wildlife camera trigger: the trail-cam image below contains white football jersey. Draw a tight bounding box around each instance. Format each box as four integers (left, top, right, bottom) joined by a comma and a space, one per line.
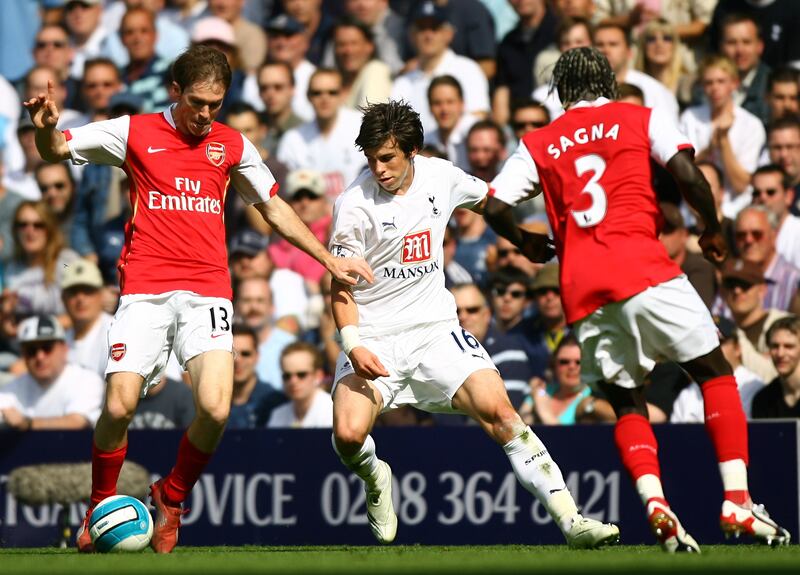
330, 155, 488, 336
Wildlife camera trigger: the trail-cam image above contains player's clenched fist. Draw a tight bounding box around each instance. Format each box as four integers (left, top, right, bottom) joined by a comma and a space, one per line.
349, 347, 389, 380
22, 79, 60, 130
519, 227, 556, 263
699, 230, 728, 265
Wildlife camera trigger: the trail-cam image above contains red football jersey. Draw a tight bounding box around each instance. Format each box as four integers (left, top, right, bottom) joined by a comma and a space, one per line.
65, 108, 278, 299
492, 99, 692, 323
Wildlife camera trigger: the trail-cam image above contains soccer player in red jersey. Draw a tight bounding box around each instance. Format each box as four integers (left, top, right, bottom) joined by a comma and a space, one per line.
487, 47, 790, 552
24, 45, 373, 554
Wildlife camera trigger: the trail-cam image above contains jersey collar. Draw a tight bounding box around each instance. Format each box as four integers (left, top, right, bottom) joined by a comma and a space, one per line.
569, 97, 612, 110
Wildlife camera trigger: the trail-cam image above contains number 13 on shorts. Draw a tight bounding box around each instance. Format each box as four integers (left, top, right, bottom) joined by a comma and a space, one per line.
209, 305, 231, 336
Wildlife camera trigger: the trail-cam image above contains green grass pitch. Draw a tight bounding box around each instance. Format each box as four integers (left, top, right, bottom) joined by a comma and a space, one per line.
1, 545, 798, 574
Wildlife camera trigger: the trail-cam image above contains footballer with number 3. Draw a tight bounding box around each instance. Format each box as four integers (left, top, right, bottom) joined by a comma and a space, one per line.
486, 47, 791, 552
24, 45, 372, 554
328, 100, 619, 548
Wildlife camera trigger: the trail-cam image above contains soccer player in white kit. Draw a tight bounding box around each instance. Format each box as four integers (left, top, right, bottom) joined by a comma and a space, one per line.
24, 46, 372, 553
328, 101, 620, 547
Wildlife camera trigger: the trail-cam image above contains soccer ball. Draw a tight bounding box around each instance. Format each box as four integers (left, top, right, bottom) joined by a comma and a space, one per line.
89, 495, 153, 552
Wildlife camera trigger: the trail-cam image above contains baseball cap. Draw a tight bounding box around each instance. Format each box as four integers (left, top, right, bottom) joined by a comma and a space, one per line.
61, 259, 103, 290
229, 230, 269, 257
18, 314, 66, 344
411, 0, 449, 25
192, 17, 236, 47
108, 92, 144, 116
713, 315, 737, 341
721, 258, 766, 285
286, 169, 326, 198
531, 263, 560, 291
266, 14, 305, 35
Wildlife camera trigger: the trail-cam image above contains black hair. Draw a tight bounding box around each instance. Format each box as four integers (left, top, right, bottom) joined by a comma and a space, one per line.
332, 15, 374, 44
232, 323, 259, 350
753, 163, 792, 190
720, 12, 762, 41
551, 47, 619, 108
355, 100, 424, 156
617, 82, 644, 102
768, 67, 800, 93
467, 119, 506, 149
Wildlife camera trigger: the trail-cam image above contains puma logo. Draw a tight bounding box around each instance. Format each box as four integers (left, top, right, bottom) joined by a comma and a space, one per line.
381, 217, 397, 231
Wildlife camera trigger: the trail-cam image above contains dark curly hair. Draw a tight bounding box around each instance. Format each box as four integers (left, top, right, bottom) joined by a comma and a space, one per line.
355, 100, 424, 157
551, 47, 618, 108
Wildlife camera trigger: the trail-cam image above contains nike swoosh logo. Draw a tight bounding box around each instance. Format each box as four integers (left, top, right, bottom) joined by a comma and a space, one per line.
211, 333, 227, 338
148, 146, 167, 153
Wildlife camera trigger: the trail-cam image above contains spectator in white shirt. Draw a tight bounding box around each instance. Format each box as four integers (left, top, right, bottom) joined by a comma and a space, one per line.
267, 342, 333, 428
61, 258, 113, 377
672, 315, 765, 422
64, 0, 110, 80
0, 314, 104, 431
423, 75, 476, 171
750, 164, 800, 269
277, 68, 365, 200
390, 1, 489, 134
680, 55, 766, 217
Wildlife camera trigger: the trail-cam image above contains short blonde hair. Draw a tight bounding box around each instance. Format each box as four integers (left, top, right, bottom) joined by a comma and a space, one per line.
700, 54, 738, 81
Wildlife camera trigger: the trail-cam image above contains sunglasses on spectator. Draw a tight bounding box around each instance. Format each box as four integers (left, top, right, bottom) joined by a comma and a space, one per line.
722, 279, 756, 292
457, 305, 484, 315
645, 34, 674, 43
752, 188, 780, 199
282, 370, 311, 381
39, 181, 67, 192
557, 358, 580, 366
309, 89, 340, 97
22, 341, 57, 357
513, 120, 548, 131
533, 287, 560, 296
15, 220, 46, 230
493, 286, 527, 299
497, 248, 522, 258
734, 229, 765, 242
236, 350, 255, 358
36, 40, 67, 49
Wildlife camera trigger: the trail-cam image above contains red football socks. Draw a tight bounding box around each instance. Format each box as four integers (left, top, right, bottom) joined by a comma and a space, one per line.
614, 413, 661, 480
91, 443, 127, 506
701, 375, 749, 465
162, 433, 213, 505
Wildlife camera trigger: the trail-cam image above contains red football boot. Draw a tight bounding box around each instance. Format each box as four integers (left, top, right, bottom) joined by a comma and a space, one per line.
149, 479, 186, 554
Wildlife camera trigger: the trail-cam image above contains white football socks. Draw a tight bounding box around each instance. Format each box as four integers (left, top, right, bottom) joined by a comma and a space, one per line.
331, 433, 381, 488
503, 426, 579, 533
635, 474, 666, 506
719, 459, 749, 493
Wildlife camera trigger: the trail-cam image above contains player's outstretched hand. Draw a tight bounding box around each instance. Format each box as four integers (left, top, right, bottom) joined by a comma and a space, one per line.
22, 79, 60, 130
519, 227, 556, 263
699, 230, 728, 265
349, 347, 389, 380
328, 257, 374, 286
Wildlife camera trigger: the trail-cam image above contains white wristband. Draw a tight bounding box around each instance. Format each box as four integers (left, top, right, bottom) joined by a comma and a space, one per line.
340, 325, 362, 356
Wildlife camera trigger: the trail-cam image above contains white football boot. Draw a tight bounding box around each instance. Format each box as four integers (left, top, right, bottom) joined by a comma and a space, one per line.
565, 515, 621, 549
366, 460, 398, 544
720, 500, 791, 546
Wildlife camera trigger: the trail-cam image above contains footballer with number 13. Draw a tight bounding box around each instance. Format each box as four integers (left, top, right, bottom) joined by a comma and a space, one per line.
328, 100, 619, 548
24, 45, 372, 554
487, 47, 790, 552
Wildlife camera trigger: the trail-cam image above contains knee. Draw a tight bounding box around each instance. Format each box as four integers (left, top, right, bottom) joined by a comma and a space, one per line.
195, 402, 230, 429
488, 404, 525, 442
333, 422, 368, 454
103, 395, 136, 424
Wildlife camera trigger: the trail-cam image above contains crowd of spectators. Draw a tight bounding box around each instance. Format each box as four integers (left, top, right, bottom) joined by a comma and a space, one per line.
2, 0, 800, 431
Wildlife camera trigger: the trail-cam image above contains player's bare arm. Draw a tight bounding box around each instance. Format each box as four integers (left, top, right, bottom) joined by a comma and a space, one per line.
666, 150, 727, 264
254, 197, 374, 286
484, 195, 555, 263
22, 79, 70, 162
330, 278, 388, 380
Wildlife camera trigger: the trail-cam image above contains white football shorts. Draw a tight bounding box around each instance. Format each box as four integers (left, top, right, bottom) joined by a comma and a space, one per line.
105, 290, 233, 395
333, 319, 498, 413
575, 274, 719, 389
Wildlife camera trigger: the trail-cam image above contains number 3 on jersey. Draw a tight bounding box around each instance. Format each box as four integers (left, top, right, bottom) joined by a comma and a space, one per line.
571, 154, 607, 228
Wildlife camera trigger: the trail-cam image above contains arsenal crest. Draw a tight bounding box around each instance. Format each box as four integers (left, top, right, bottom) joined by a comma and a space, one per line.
110, 343, 126, 362
206, 142, 226, 166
